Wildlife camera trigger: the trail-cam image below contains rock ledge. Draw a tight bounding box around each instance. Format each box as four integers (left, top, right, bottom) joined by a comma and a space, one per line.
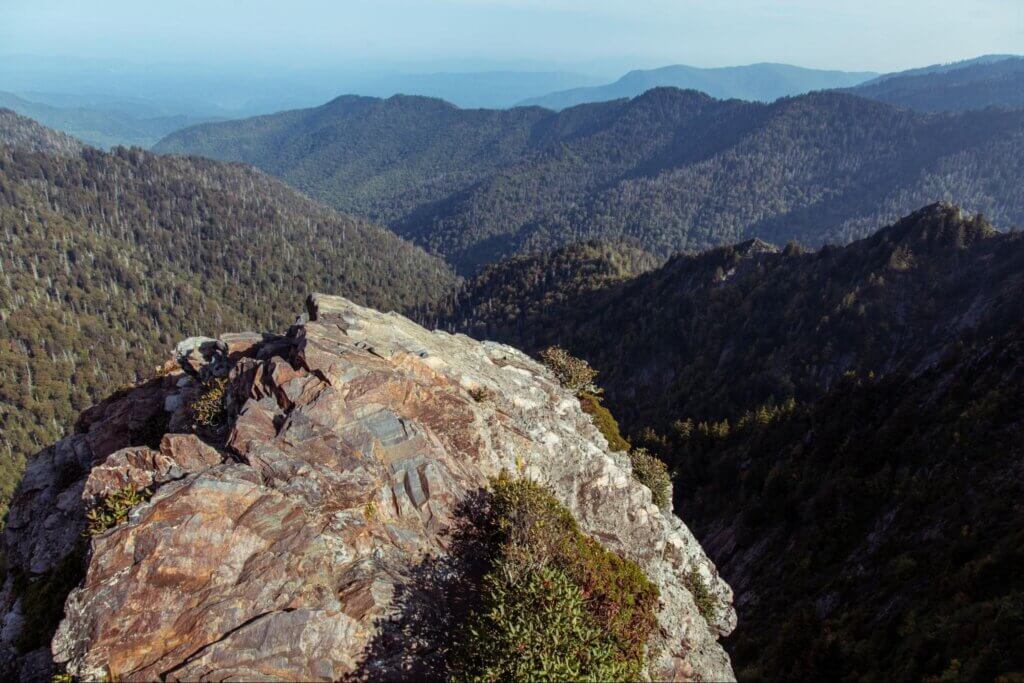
1, 294, 735, 681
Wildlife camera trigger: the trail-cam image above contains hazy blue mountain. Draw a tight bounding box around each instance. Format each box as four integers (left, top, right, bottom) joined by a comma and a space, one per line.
0, 91, 214, 148
347, 71, 604, 109
0, 54, 606, 116
848, 55, 1024, 112
858, 54, 1021, 85
517, 63, 877, 109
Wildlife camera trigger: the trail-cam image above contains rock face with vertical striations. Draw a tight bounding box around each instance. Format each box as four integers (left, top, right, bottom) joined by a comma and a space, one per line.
0, 294, 735, 681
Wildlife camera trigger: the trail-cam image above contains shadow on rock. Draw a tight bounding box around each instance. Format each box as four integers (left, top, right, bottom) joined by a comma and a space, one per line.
349, 490, 495, 682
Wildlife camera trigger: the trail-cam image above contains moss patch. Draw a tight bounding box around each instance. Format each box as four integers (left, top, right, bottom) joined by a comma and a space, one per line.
579, 391, 631, 453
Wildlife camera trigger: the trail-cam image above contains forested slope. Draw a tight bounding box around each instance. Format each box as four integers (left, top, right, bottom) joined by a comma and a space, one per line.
0, 108, 83, 155
0, 113, 456, 513
442, 203, 1024, 429
652, 323, 1024, 681
848, 56, 1024, 112
157, 90, 1024, 272
440, 203, 1024, 681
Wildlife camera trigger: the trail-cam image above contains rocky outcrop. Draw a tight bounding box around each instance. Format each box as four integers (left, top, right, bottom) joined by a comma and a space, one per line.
0, 294, 735, 681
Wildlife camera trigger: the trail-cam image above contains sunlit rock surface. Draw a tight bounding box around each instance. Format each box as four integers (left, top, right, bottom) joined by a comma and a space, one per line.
1, 294, 735, 681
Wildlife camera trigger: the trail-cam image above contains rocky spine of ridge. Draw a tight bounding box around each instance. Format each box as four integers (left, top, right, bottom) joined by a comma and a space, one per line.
0, 294, 736, 681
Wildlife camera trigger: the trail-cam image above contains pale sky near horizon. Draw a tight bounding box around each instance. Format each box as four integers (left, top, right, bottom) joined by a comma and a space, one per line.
2, 0, 1022, 75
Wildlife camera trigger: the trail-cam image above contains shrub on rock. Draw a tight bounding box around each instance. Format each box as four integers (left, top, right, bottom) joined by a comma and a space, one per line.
452, 476, 659, 680
539, 346, 599, 395
628, 447, 672, 511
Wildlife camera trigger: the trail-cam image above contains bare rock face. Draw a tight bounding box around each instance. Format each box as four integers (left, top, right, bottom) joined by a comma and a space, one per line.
1, 294, 736, 681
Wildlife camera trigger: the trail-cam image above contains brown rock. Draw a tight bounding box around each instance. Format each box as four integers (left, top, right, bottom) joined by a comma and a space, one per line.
2, 295, 736, 682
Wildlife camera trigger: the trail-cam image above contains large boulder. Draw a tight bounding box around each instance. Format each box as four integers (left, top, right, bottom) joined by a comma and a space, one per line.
1, 294, 736, 681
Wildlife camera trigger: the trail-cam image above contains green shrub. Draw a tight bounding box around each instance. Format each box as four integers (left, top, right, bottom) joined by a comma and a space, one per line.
578, 392, 631, 453
453, 476, 659, 680
454, 561, 630, 682
629, 448, 671, 510
540, 346, 599, 395
85, 484, 151, 537
189, 377, 228, 428
468, 385, 495, 403
683, 566, 719, 623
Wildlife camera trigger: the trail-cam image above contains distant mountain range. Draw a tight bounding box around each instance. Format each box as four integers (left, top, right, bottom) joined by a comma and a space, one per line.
0, 91, 216, 148
156, 87, 1024, 273
845, 55, 1024, 112
10, 55, 1022, 149
346, 70, 605, 109
521, 55, 1024, 112
518, 63, 878, 109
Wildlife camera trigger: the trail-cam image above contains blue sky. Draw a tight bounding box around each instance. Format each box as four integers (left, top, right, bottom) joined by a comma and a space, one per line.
2, 0, 1022, 74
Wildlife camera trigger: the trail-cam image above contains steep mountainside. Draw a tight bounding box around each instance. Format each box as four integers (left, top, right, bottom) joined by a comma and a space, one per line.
847, 56, 1024, 112
440, 203, 1024, 681
156, 94, 550, 228
0, 295, 735, 681
425, 241, 661, 331
518, 62, 876, 109
156, 89, 1024, 273
664, 324, 1024, 681
441, 204, 1024, 428
0, 112, 456, 515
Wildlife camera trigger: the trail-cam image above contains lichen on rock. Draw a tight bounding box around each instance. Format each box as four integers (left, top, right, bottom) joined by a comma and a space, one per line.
0, 294, 736, 681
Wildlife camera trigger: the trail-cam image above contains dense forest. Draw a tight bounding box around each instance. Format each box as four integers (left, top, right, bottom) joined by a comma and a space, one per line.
0, 109, 82, 155
847, 56, 1024, 112
441, 203, 1024, 428
647, 324, 1024, 681
0, 111, 456, 515
424, 240, 660, 331
157, 88, 1024, 272
438, 203, 1024, 680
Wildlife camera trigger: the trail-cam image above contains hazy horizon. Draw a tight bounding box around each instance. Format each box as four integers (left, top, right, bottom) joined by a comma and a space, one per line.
3, 0, 1022, 76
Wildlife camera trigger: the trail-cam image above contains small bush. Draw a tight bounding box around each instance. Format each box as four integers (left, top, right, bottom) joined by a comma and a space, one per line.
189, 377, 228, 428
85, 484, 151, 537
540, 346, 599, 395
578, 392, 631, 453
468, 386, 495, 403
683, 566, 719, 623
455, 561, 630, 682
629, 447, 671, 510
453, 476, 659, 680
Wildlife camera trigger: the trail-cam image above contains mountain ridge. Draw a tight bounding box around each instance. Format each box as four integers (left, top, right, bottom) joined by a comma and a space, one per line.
158, 87, 1024, 272
435, 203, 1024, 679
517, 62, 878, 109
440, 202, 1024, 426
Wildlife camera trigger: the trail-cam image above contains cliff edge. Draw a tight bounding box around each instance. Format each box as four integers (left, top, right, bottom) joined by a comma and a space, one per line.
0, 294, 735, 681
